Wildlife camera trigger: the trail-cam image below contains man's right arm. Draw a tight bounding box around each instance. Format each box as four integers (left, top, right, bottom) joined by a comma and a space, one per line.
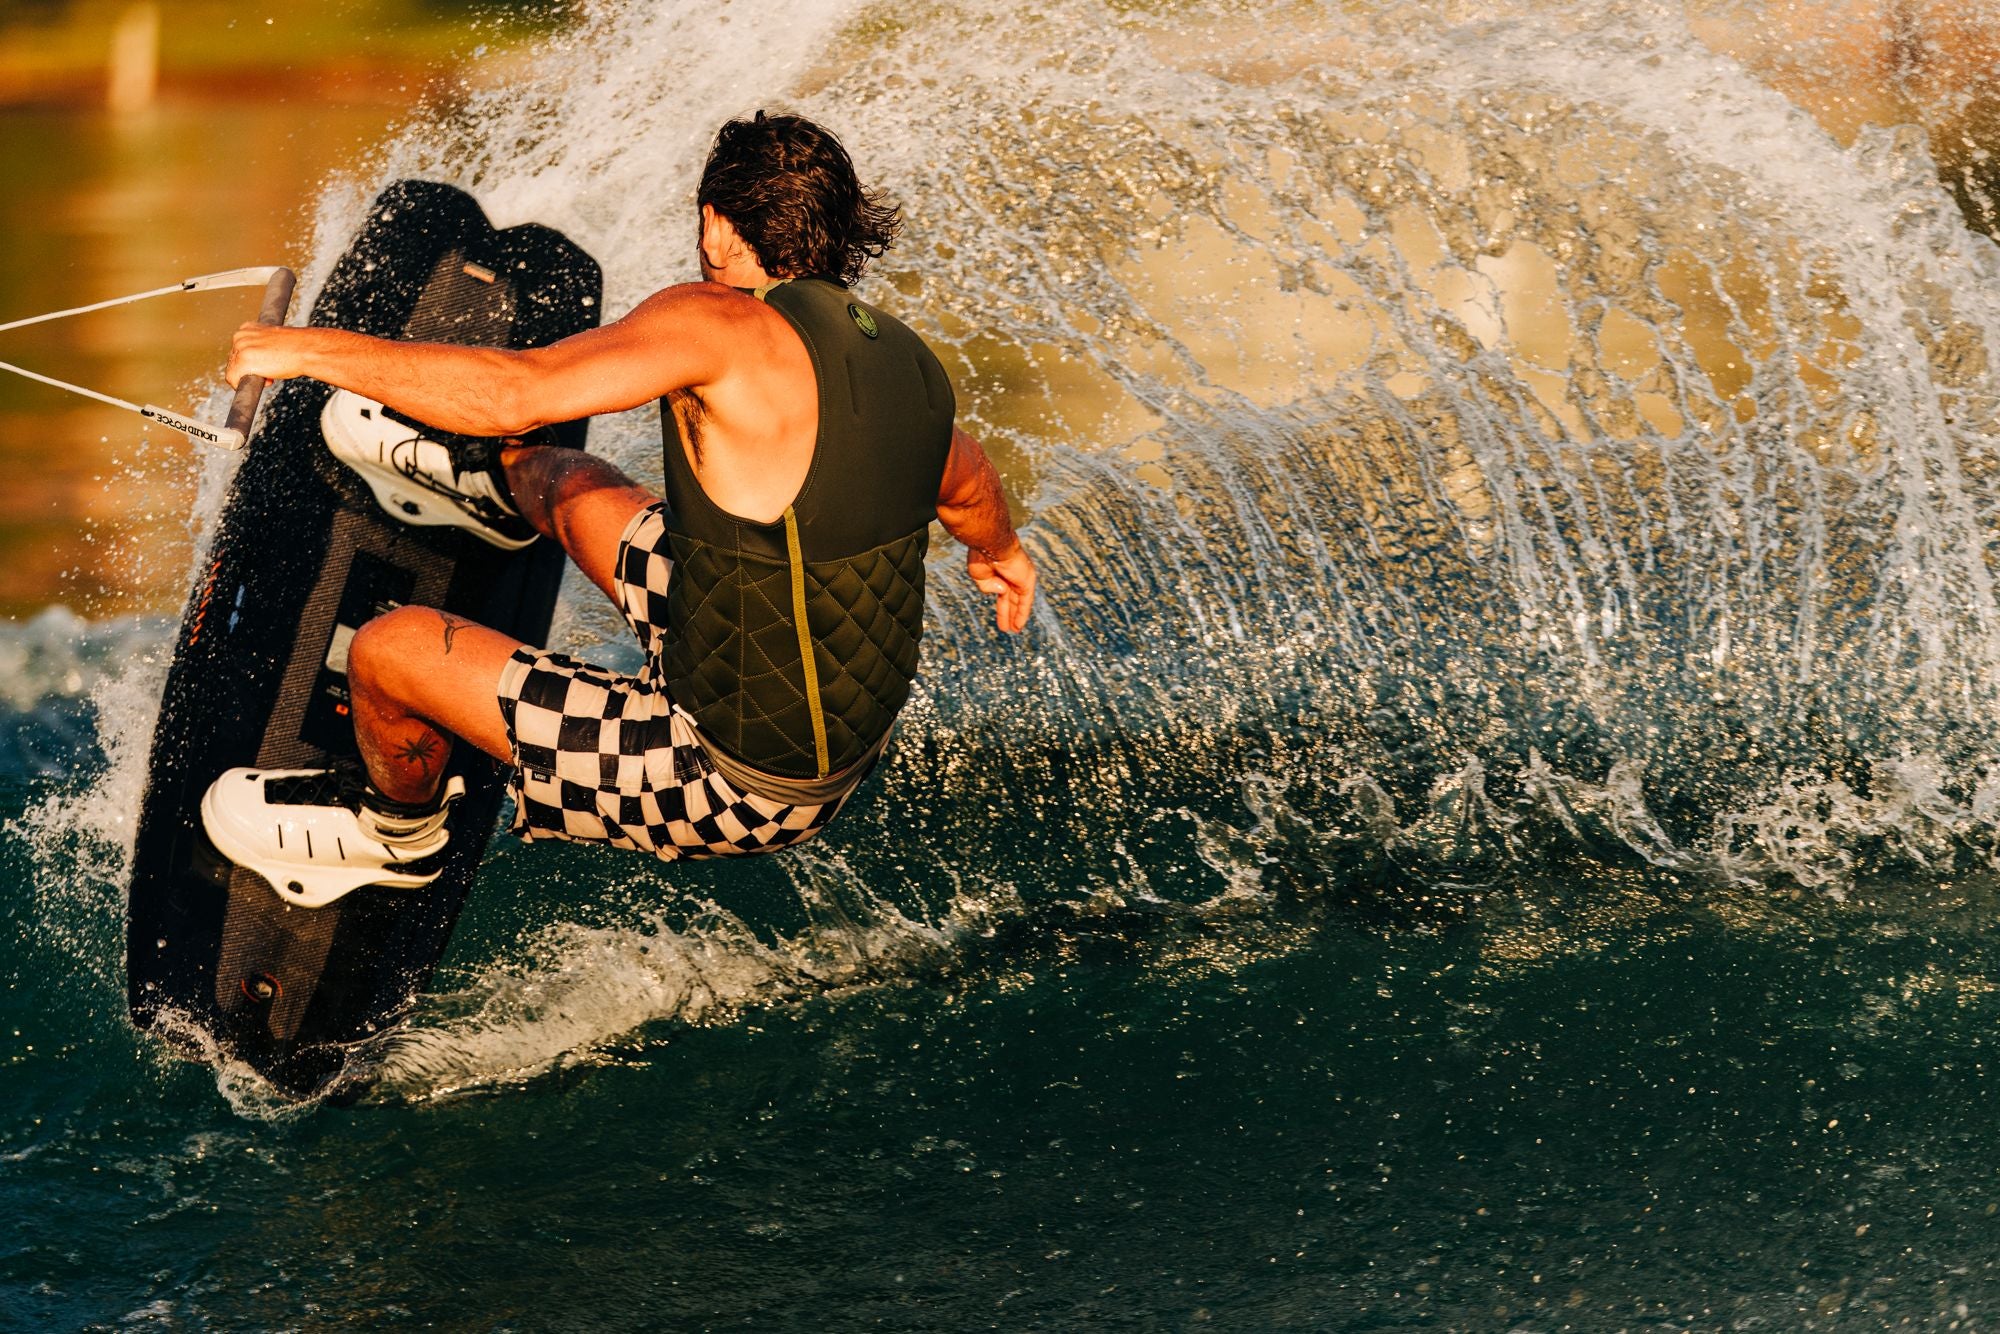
936, 427, 1037, 634
225, 284, 760, 437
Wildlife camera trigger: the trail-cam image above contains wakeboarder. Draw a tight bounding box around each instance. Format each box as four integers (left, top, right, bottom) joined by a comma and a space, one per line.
198, 112, 1036, 886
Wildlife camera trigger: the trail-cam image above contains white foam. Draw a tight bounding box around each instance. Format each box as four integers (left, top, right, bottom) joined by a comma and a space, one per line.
372, 849, 952, 1100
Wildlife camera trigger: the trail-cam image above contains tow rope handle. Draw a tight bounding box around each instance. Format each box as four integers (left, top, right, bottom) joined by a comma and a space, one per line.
215, 267, 297, 450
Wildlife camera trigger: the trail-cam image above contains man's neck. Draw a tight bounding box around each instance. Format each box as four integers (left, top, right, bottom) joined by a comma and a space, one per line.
701, 257, 782, 289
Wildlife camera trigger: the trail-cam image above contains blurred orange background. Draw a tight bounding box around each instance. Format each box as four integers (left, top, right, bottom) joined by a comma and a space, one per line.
0, 0, 557, 616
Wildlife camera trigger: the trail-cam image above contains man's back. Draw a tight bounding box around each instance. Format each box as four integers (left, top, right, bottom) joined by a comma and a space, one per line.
657, 276, 958, 782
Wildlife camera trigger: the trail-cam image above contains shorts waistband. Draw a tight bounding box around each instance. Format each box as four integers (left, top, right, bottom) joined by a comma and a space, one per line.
691, 724, 891, 806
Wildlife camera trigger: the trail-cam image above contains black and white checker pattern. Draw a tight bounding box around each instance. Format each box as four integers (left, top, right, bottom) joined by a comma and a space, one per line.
493, 502, 859, 861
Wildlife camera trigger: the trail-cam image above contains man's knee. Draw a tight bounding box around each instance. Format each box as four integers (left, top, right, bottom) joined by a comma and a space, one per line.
501, 445, 659, 601
347, 606, 522, 764
349, 605, 435, 700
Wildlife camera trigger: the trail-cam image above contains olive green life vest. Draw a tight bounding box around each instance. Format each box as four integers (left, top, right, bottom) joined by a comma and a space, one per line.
658, 277, 956, 784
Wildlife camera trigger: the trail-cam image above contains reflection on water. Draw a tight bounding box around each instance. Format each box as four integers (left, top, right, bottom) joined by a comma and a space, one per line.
0, 98, 399, 616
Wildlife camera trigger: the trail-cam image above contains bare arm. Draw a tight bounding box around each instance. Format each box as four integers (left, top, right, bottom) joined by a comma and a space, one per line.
224, 283, 761, 436
937, 427, 1037, 634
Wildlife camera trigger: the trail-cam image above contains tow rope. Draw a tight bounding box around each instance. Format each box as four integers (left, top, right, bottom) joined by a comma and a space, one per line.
0, 266, 296, 450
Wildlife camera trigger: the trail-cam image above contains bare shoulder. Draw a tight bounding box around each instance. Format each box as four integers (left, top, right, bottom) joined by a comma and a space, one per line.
625, 281, 786, 338
574, 280, 799, 400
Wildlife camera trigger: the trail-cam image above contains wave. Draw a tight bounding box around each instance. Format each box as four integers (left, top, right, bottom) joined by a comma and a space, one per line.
0, 606, 168, 782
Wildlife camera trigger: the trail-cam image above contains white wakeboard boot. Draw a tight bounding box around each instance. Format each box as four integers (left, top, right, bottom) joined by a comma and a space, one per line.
320, 388, 538, 550
200, 766, 466, 909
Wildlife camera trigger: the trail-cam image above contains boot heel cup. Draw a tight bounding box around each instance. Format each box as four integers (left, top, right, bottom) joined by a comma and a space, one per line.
358, 777, 465, 846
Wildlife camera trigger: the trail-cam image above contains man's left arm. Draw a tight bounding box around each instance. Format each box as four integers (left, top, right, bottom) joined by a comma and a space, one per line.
936, 427, 1036, 634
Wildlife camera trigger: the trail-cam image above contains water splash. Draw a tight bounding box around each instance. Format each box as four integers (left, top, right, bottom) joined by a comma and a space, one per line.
824, 0, 2000, 895
371, 848, 954, 1100
21, 0, 2000, 1098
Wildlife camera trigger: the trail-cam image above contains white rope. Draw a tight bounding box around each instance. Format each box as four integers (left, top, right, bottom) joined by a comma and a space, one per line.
0, 266, 283, 448
0, 267, 283, 336
0, 356, 245, 448
0, 355, 136, 412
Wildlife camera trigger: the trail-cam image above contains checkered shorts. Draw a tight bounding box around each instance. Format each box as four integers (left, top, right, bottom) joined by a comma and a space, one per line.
495, 502, 863, 861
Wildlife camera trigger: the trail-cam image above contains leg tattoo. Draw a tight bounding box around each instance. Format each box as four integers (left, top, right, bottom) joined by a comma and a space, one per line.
436, 611, 469, 655
393, 731, 442, 784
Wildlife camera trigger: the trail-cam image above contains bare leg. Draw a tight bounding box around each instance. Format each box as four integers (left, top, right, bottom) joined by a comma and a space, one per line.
348, 606, 523, 803
347, 447, 659, 803
500, 444, 659, 602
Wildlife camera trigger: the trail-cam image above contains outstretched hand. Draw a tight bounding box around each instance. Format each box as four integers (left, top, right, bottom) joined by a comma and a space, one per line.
968, 543, 1037, 633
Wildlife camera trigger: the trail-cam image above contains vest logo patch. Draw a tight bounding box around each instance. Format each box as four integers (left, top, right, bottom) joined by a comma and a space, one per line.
848, 303, 879, 339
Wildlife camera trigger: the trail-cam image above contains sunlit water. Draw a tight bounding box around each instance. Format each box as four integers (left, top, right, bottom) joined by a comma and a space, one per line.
0, 98, 407, 615
9, 0, 2000, 1326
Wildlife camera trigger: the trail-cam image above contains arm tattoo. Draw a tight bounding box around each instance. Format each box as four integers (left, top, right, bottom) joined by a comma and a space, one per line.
435, 611, 470, 655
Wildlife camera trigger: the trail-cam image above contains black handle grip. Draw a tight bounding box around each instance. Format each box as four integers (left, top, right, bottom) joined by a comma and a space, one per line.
222, 267, 297, 448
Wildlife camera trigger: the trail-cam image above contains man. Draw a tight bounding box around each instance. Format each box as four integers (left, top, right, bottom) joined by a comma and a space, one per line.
199, 112, 1036, 894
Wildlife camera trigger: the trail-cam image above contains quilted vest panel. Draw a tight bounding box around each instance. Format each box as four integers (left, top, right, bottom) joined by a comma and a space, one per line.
660, 529, 929, 778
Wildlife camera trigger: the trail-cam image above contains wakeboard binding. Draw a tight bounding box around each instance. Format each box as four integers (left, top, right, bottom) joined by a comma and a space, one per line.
199, 766, 466, 909
321, 388, 542, 549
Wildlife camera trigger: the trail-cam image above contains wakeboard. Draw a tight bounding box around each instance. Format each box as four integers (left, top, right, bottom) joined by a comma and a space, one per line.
127, 180, 602, 1099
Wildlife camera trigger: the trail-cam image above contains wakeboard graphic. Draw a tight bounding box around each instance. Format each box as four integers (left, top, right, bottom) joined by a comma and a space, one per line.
127, 180, 603, 1099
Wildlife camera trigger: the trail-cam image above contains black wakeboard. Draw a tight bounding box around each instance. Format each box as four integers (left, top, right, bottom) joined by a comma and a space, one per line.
126, 180, 602, 1099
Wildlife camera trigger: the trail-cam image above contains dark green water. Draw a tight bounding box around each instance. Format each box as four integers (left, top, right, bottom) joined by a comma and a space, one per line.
10, 729, 2000, 1328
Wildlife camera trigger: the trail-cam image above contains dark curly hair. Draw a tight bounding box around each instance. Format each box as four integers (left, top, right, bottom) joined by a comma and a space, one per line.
697, 112, 901, 286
